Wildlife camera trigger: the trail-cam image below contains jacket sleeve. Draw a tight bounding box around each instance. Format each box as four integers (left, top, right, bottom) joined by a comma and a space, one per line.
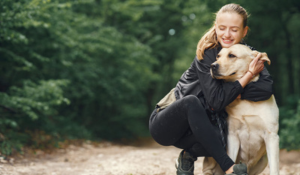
195, 49, 243, 112
240, 67, 273, 101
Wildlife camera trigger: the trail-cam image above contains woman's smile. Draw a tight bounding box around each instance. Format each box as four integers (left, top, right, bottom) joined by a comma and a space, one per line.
215, 12, 248, 48
222, 38, 233, 44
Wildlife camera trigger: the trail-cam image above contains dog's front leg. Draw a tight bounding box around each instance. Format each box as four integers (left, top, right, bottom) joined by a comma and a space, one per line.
265, 132, 279, 175
203, 157, 217, 175
203, 157, 223, 175
227, 132, 240, 163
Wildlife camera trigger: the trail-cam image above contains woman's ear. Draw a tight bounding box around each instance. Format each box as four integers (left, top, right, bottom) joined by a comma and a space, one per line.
243, 26, 249, 37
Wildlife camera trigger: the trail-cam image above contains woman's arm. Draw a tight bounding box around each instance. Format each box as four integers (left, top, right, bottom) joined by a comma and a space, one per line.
195, 48, 243, 112
241, 67, 273, 101
195, 48, 265, 112
239, 44, 273, 101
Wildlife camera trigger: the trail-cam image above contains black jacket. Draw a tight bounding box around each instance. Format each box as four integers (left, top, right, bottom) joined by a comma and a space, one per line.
174, 45, 273, 113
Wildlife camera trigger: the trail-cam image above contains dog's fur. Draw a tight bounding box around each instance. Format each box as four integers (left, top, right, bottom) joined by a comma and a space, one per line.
202, 44, 279, 175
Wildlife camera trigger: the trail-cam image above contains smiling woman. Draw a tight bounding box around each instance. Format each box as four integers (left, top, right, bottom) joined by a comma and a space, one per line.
149, 3, 273, 175
196, 4, 249, 60
215, 8, 249, 48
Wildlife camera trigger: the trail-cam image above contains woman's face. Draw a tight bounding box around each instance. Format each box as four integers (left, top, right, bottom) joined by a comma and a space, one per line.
215, 12, 248, 48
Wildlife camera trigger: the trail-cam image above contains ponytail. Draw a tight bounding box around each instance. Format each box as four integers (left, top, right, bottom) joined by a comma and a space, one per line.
196, 25, 219, 60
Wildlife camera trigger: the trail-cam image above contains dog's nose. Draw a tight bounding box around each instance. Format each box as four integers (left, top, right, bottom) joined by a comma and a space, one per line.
211, 63, 219, 71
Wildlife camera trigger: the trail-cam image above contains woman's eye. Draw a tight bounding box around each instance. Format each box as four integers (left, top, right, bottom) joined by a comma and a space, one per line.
228, 54, 236, 58
232, 30, 238, 32
220, 28, 225, 30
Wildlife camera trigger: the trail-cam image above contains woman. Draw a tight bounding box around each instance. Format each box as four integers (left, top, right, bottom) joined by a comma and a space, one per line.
149, 3, 273, 175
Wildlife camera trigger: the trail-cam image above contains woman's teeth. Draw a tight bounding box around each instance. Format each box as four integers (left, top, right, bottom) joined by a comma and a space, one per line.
223, 39, 232, 43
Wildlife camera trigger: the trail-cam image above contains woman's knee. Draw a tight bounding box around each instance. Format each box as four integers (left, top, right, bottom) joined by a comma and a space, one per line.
183, 95, 200, 103
182, 95, 202, 108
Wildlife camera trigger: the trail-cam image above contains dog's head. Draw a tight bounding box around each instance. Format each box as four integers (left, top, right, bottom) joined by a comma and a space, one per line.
210, 44, 270, 82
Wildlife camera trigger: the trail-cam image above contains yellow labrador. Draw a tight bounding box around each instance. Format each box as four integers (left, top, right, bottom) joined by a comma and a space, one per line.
202, 44, 279, 175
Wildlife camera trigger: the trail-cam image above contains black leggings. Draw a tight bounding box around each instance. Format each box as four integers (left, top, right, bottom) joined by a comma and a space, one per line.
149, 95, 234, 172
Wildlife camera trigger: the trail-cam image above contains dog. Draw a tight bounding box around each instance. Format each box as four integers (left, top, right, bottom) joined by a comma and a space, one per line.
202, 44, 279, 175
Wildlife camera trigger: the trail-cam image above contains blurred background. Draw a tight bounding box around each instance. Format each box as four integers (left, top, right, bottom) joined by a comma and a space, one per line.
1, 0, 300, 155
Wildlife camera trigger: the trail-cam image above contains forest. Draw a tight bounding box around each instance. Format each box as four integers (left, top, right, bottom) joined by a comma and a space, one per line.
1, 0, 300, 155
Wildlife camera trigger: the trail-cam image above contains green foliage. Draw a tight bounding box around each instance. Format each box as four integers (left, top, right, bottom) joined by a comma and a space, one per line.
0, 130, 26, 155
0, 0, 164, 154
1, 80, 69, 120
0, 79, 70, 154
279, 96, 300, 150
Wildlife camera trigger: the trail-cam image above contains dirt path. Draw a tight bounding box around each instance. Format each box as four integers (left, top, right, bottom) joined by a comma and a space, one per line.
1, 138, 300, 175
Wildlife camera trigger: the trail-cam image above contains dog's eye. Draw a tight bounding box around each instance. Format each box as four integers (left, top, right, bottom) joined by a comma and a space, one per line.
216, 55, 220, 59
228, 54, 236, 58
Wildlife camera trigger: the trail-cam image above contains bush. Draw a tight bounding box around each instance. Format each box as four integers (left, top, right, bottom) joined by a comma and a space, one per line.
279, 95, 300, 150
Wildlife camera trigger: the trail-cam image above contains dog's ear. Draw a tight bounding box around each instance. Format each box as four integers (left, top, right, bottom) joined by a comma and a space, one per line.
251, 51, 271, 65
260, 52, 271, 65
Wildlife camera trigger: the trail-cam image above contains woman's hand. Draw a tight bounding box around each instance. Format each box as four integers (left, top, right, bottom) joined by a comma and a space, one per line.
249, 53, 264, 76
238, 52, 264, 88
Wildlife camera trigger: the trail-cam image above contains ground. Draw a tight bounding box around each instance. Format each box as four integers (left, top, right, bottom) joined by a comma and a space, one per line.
1, 138, 300, 175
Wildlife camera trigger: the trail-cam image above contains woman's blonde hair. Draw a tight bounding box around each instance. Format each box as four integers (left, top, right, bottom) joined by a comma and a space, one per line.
196, 3, 249, 60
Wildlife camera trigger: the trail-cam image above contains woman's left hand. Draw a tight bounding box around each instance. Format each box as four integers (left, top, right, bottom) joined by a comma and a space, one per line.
238, 53, 264, 88
249, 53, 264, 76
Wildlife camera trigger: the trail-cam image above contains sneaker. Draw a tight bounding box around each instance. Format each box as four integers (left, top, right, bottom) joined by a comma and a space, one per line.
175, 150, 196, 175
226, 162, 248, 175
